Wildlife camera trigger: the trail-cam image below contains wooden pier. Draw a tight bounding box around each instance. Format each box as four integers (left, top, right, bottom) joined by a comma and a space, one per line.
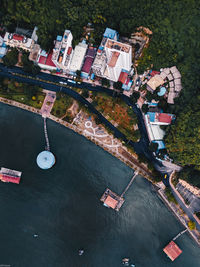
100, 171, 138, 211
44, 117, 50, 151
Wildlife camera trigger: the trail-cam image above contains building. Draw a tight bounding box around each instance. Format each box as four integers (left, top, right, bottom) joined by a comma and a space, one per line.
52, 30, 73, 72
69, 41, 88, 74
146, 112, 175, 125
145, 114, 165, 141
4, 32, 34, 52
100, 188, 125, 211
0, 167, 22, 184
37, 50, 57, 71
81, 46, 97, 78
147, 75, 164, 92
92, 28, 132, 82
163, 241, 182, 261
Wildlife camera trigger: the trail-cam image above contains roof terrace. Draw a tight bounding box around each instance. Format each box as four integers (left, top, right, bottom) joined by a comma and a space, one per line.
106, 39, 130, 53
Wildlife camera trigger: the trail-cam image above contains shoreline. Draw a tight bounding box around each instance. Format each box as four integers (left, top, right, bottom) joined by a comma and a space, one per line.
1, 96, 200, 247
157, 188, 200, 246
0, 96, 153, 180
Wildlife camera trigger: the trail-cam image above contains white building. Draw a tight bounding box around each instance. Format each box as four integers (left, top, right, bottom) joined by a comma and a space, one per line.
4, 32, 34, 52
145, 115, 165, 141
52, 30, 73, 72
92, 37, 132, 82
69, 42, 88, 73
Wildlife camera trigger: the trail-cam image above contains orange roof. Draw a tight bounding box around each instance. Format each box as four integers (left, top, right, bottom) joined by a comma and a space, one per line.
108, 52, 120, 67
118, 71, 128, 84
104, 195, 118, 209
163, 241, 182, 261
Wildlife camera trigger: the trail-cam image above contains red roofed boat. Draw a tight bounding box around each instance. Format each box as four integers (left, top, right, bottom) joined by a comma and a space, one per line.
0, 167, 22, 184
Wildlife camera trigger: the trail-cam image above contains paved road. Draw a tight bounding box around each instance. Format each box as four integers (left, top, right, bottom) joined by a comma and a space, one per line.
0, 63, 170, 174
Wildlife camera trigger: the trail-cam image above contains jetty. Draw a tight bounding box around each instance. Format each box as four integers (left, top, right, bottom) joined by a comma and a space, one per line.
43, 117, 50, 151
100, 172, 138, 211
173, 229, 188, 241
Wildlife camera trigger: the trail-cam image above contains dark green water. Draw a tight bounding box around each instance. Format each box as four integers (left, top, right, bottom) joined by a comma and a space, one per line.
0, 102, 199, 267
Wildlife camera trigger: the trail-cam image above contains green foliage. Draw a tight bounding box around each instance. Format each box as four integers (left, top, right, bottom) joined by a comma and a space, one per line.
130, 91, 140, 103
188, 220, 196, 230
81, 89, 89, 98
101, 78, 110, 87
3, 48, 18, 66
142, 104, 148, 114
21, 52, 40, 75
165, 187, 177, 204
113, 81, 123, 90
177, 167, 200, 189
165, 96, 200, 171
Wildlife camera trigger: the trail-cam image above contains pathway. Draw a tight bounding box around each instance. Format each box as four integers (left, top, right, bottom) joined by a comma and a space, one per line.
120, 171, 138, 197
43, 117, 50, 151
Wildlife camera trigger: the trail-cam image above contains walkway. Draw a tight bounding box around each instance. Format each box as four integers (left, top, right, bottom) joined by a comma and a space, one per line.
120, 171, 138, 198
43, 117, 50, 151
40, 90, 56, 117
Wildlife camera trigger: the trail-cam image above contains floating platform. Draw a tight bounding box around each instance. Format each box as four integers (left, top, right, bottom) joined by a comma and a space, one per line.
100, 188, 125, 211
163, 241, 182, 261
0, 167, 22, 184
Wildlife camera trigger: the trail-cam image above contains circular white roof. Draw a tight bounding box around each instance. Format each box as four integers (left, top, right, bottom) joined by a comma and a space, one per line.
36, 151, 55, 169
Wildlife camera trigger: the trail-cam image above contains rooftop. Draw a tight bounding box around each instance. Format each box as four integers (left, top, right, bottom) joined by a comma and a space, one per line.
104, 195, 118, 209
106, 39, 130, 53
163, 241, 182, 261
103, 28, 118, 40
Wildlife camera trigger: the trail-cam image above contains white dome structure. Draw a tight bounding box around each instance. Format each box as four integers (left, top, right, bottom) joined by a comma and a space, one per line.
36, 151, 55, 169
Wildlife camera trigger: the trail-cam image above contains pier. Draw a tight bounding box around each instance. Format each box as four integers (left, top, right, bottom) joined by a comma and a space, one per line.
172, 229, 188, 241
120, 171, 138, 198
44, 117, 50, 151
100, 171, 138, 211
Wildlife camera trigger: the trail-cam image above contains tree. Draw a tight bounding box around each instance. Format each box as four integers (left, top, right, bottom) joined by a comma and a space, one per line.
101, 78, 110, 87
130, 91, 140, 103
113, 81, 123, 91
142, 104, 149, 113
188, 220, 196, 230
76, 70, 81, 78
82, 89, 89, 98
22, 52, 40, 75
3, 48, 18, 66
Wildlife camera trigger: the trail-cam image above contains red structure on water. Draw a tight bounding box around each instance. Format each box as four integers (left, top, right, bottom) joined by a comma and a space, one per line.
0, 167, 22, 184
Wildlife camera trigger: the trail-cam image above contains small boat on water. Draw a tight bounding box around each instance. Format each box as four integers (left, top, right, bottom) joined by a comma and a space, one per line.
78, 249, 84, 256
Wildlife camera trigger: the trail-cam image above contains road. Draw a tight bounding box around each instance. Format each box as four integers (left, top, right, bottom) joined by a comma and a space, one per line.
0, 63, 171, 174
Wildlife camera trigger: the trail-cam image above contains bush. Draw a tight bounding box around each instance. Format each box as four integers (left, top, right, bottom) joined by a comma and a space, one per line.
165, 187, 177, 204
188, 220, 196, 230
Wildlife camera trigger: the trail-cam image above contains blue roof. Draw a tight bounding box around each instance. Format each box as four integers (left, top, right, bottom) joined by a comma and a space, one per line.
91, 73, 95, 80
157, 87, 166, 96
40, 50, 48, 57
36, 151, 55, 169
148, 102, 158, 107
103, 28, 118, 40
152, 140, 166, 150
147, 112, 156, 122
56, 35, 62, 41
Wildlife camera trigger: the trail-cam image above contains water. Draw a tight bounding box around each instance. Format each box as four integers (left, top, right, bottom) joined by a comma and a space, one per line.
0, 102, 199, 267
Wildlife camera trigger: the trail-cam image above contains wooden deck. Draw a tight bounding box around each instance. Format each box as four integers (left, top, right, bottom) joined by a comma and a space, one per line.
100, 188, 125, 211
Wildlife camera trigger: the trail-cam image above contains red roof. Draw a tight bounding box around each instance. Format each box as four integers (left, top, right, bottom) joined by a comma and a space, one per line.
163, 241, 182, 261
150, 70, 160, 77
118, 71, 128, 84
38, 55, 46, 64
0, 174, 21, 184
108, 52, 120, 67
45, 51, 56, 67
104, 195, 118, 209
67, 47, 72, 55
82, 57, 93, 73
13, 34, 24, 41
158, 113, 172, 124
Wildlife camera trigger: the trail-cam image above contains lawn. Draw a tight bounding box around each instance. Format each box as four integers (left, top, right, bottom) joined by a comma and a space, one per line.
0, 80, 45, 109
92, 92, 140, 141
51, 92, 73, 118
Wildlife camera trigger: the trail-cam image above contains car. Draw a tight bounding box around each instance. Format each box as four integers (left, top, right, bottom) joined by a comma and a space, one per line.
67, 79, 76, 84
59, 81, 64, 84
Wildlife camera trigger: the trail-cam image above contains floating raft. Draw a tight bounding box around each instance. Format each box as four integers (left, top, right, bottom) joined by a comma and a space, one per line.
100, 188, 125, 211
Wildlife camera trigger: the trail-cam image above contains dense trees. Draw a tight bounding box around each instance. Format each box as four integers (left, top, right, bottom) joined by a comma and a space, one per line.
3, 48, 18, 66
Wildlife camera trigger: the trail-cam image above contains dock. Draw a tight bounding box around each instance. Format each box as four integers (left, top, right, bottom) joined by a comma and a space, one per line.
100, 171, 138, 211
44, 117, 50, 151
100, 188, 125, 211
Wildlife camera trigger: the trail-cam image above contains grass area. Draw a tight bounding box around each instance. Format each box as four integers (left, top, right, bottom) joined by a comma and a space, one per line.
51, 92, 73, 118
0, 79, 45, 109
92, 92, 140, 141
165, 187, 178, 204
